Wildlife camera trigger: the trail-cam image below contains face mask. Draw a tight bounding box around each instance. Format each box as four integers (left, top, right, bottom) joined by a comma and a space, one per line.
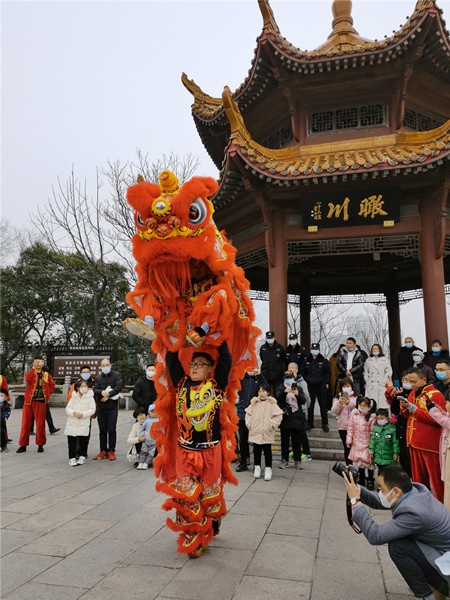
79, 387, 88, 395
402, 382, 412, 391
289, 340, 297, 346
436, 371, 448, 381
412, 356, 421, 363
347, 347, 355, 352
81, 373, 91, 381
342, 387, 352, 393
432, 347, 441, 355
102, 367, 111, 375
377, 419, 388, 426
358, 407, 369, 414
405, 342, 413, 349
246, 372, 254, 377
146, 370, 155, 379
284, 379, 294, 386
378, 488, 396, 508
266, 339, 274, 345
372, 351, 379, 357
311, 349, 319, 356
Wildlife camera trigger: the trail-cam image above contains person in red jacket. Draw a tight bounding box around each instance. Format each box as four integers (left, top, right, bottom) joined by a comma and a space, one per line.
17, 356, 55, 453
400, 367, 445, 502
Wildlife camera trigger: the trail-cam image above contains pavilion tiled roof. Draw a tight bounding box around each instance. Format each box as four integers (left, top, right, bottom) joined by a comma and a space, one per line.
212, 86, 450, 206
183, 0, 450, 124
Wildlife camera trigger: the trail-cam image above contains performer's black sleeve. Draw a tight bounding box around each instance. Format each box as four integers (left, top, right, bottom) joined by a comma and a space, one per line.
214, 341, 232, 391
166, 351, 186, 387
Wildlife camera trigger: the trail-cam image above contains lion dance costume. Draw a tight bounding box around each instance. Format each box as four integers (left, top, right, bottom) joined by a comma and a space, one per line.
125, 170, 259, 557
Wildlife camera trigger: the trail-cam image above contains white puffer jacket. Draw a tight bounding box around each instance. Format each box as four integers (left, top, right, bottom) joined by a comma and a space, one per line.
64, 390, 96, 437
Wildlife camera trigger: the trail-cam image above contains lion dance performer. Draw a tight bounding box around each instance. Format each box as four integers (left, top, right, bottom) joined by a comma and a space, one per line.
124, 170, 259, 557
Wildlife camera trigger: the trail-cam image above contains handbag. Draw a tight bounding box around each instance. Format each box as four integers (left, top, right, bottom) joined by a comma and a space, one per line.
127, 445, 139, 462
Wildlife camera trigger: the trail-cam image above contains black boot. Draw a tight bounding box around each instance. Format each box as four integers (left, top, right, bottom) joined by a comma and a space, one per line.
236, 461, 248, 472
358, 468, 366, 487
366, 470, 375, 490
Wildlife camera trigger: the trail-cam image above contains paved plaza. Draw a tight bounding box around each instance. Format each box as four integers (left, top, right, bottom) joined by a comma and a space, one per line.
1, 408, 415, 600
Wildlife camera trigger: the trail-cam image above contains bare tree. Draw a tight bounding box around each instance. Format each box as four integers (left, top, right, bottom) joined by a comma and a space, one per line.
358, 304, 390, 356
31, 168, 118, 342
287, 297, 352, 356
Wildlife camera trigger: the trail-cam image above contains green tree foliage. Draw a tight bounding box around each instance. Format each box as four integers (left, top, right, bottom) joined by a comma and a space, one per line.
0, 243, 131, 379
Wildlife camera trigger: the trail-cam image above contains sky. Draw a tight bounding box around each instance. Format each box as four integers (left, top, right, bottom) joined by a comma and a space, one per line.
2, 0, 450, 349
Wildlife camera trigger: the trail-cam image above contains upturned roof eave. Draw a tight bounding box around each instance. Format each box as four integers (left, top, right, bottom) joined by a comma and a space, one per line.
184, 0, 450, 127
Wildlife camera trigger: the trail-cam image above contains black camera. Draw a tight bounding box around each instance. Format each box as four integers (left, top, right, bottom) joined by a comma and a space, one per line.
291, 382, 297, 390
332, 462, 362, 534
332, 461, 359, 481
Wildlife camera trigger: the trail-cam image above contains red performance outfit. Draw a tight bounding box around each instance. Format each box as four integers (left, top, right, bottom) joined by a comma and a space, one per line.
158, 342, 236, 557
18, 368, 55, 448
401, 384, 445, 502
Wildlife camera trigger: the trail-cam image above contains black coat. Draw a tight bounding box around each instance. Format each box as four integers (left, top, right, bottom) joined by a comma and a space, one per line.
301, 353, 331, 386
423, 349, 450, 371
397, 345, 422, 377
276, 383, 306, 431
132, 375, 157, 412
93, 370, 123, 411
336, 348, 365, 380
236, 373, 268, 420
284, 344, 307, 369
260, 342, 286, 382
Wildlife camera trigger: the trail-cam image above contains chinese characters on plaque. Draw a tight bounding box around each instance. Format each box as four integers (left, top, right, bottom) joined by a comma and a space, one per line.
303, 189, 400, 229
53, 356, 108, 379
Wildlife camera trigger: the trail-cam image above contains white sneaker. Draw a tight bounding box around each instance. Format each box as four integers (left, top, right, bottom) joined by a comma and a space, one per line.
264, 467, 272, 481
136, 463, 145, 470
68, 458, 78, 466
77, 456, 86, 465
141, 463, 149, 469
253, 465, 261, 479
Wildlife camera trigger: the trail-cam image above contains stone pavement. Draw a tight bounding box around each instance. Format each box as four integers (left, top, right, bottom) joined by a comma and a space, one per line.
1, 408, 415, 600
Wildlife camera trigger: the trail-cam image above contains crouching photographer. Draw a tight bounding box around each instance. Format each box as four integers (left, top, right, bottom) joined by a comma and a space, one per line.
340, 464, 450, 600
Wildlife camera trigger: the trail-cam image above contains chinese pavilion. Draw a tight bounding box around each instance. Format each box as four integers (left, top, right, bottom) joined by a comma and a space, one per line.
182, 0, 450, 354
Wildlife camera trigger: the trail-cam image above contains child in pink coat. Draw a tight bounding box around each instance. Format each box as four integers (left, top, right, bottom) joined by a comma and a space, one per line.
331, 377, 358, 465
346, 396, 377, 489
428, 397, 450, 509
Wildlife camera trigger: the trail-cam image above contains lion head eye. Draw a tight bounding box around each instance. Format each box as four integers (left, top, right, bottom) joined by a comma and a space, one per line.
188, 198, 208, 226
152, 197, 172, 217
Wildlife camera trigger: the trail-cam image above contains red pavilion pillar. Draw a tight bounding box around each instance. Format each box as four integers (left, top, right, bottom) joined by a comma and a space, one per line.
263, 204, 287, 346
419, 184, 448, 349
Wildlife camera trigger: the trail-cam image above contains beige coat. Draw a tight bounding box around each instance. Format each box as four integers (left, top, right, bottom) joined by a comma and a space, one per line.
245, 396, 283, 445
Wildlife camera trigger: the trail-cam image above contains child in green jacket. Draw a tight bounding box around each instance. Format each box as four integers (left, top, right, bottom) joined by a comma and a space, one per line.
369, 408, 399, 472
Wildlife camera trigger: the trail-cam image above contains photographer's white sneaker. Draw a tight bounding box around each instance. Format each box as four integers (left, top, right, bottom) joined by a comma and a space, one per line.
264, 467, 272, 481
68, 458, 78, 467
253, 465, 261, 479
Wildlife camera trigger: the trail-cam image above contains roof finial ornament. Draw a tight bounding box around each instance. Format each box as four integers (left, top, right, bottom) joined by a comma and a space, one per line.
331, 0, 358, 37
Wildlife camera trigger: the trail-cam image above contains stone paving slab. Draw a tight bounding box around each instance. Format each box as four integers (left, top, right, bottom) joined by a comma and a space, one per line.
2, 581, 87, 600
232, 575, 311, 600
1, 408, 416, 599
9, 500, 96, 532
161, 547, 254, 600
75, 564, 177, 600
311, 557, 386, 599
246, 533, 317, 581
33, 538, 140, 588
1, 553, 62, 596
19, 517, 115, 557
